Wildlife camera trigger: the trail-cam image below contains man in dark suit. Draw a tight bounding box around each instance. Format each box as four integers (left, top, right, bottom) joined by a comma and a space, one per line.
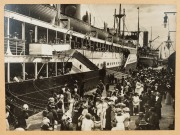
149, 107, 160, 130
105, 103, 112, 130
155, 92, 162, 119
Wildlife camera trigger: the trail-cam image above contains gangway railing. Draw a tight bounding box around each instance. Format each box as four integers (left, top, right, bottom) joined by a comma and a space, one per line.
4, 37, 26, 55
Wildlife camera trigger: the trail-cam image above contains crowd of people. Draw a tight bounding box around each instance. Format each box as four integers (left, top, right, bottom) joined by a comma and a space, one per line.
6, 67, 175, 131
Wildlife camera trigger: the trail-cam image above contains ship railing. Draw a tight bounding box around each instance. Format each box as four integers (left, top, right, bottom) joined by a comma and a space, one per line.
4, 37, 26, 55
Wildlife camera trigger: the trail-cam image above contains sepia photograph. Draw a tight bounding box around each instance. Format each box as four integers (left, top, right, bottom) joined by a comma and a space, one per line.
4, 4, 176, 131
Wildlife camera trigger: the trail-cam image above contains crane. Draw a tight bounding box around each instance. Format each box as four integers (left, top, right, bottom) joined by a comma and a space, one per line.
155, 42, 164, 51
149, 35, 160, 49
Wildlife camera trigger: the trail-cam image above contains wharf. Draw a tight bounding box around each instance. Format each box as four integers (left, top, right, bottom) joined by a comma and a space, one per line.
25, 85, 174, 131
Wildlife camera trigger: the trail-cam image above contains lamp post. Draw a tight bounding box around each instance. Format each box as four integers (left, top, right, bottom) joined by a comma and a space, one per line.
163, 12, 176, 56
163, 12, 176, 28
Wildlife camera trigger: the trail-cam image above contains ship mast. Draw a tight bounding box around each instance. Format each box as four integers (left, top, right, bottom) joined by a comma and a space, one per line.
122, 9, 125, 37
114, 9, 116, 29
150, 26, 152, 48
137, 7, 140, 47
114, 4, 124, 37
119, 4, 121, 36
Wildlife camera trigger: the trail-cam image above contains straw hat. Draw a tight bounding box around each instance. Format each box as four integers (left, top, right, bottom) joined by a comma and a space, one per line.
23, 104, 29, 110
48, 97, 55, 103
74, 88, 78, 92
123, 107, 130, 112
60, 94, 64, 99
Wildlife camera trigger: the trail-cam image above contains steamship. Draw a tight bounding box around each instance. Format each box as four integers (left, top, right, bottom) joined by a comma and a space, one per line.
4, 4, 138, 113
138, 31, 160, 67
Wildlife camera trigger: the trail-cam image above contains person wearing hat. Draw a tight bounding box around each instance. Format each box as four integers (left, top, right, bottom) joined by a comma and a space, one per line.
98, 80, 105, 94
110, 104, 116, 129
6, 105, 10, 130
81, 103, 89, 117
155, 92, 162, 119
47, 97, 59, 131
123, 107, 131, 130
41, 110, 53, 131
64, 88, 71, 110
101, 98, 109, 130
135, 112, 145, 130
61, 111, 73, 131
81, 113, 94, 131
15, 104, 29, 130
144, 104, 151, 123
135, 81, 143, 96
96, 86, 102, 97
149, 107, 160, 130
96, 98, 103, 117
105, 101, 113, 130
74, 88, 80, 100
94, 115, 101, 131
132, 93, 140, 115
113, 109, 125, 130
110, 92, 118, 103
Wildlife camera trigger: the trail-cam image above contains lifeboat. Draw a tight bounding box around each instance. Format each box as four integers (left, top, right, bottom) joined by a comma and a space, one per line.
91, 26, 109, 40
61, 13, 91, 34
5, 4, 57, 23
113, 35, 120, 43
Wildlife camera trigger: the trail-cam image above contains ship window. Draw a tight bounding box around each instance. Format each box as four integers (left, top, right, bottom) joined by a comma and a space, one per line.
107, 63, 109, 66
97, 64, 99, 67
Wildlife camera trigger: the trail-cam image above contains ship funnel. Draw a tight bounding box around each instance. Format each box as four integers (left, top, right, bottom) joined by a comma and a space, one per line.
74, 4, 81, 20
143, 31, 148, 48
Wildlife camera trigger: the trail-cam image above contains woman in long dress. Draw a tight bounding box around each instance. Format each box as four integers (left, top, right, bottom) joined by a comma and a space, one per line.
101, 99, 108, 130
96, 99, 103, 117
135, 81, 143, 96
132, 93, 140, 115
81, 113, 94, 131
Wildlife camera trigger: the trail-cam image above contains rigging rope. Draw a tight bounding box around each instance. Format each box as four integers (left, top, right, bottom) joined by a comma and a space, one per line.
32, 81, 52, 97
7, 88, 48, 104
6, 88, 45, 110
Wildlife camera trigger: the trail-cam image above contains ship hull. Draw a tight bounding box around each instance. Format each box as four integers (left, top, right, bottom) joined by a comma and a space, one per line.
6, 70, 100, 115
139, 57, 157, 67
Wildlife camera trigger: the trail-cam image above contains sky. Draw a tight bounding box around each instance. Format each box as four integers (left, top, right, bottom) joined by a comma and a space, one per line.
81, 4, 176, 55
